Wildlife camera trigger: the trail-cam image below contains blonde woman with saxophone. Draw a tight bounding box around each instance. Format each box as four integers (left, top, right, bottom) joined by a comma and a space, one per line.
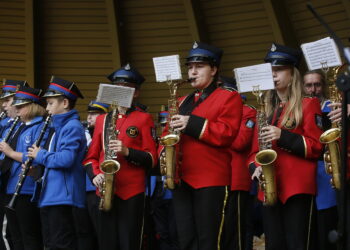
250, 44, 323, 250
83, 64, 157, 250
161, 42, 242, 250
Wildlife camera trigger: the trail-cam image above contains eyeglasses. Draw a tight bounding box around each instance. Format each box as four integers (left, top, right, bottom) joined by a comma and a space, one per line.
304, 82, 322, 88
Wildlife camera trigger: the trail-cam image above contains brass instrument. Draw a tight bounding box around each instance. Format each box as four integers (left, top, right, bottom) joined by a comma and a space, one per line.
319, 63, 344, 190
160, 77, 194, 189
99, 102, 121, 211
252, 86, 278, 206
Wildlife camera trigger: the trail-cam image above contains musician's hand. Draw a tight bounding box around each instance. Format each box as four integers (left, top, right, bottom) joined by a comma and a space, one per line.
109, 139, 129, 156
170, 115, 189, 132
27, 145, 40, 159
93, 173, 104, 190
328, 103, 350, 123
252, 166, 262, 181
0, 142, 13, 156
260, 125, 281, 142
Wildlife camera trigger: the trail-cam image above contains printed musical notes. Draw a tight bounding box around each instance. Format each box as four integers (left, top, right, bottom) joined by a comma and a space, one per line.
234, 63, 274, 93
96, 84, 135, 108
301, 37, 342, 70
153, 55, 182, 82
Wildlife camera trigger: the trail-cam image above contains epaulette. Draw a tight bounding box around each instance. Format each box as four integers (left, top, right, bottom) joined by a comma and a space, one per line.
244, 103, 256, 110
220, 85, 237, 92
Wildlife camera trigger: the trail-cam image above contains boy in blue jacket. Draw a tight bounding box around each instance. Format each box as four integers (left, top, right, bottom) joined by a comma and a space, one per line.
28, 76, 86, 250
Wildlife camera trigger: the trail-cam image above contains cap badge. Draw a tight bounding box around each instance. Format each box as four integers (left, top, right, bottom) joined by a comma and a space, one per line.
124, 63, 131, 71
193, 41, 198, 49
271, 44, 276, 52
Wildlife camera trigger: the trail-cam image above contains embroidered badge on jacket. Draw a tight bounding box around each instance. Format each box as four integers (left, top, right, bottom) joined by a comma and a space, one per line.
126, 126, 139, 138
315, 114, 323, 130
245, 119, 255, 128
284, 118, 296, 129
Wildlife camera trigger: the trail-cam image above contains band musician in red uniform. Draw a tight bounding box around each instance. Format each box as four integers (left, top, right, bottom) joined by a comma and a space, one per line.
160, 42, 242, 250
250, 44, 323, 250
83, 64, 157, 250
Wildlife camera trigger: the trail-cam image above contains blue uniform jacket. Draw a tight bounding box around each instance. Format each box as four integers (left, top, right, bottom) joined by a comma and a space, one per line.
84, 127, 95, 192
0, 117, 10, 137
7, 116, 45, 195
33, 110, 87, 208
316, 100, 337, 210
0, 118, 22, 161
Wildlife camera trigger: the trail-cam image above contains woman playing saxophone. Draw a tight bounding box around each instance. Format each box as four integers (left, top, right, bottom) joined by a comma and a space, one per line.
250, 43, 323, 250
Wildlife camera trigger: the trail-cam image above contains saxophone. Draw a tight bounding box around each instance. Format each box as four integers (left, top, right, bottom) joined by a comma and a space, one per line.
320, 65, 344, 190
160, 78, 194, 189
252, 86, 278, 206
99, 103, 121, 211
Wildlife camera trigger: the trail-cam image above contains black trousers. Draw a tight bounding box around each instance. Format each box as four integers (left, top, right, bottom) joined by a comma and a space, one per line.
97, 192, 145, 250
40, 205, 76, 250
72, 191, 99, 250
315, 205, 338, 250
151, 197, 179, 250
221, 190, 249, 250
262, 194, 315, 250
172, 181, 228, 250
4, 194, 42, 250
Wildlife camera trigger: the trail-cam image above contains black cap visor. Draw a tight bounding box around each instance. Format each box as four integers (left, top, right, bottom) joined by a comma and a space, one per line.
267, 59, 296, 67
0, 92, 16, 100
12, 98, 33, 107
185, 56, 215, 66
43, 90, 64, 98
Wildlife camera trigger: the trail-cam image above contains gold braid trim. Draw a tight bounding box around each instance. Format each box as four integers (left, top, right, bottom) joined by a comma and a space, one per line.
139, 193, 146, 250
217, 186, 229, 250
238, 192, 242, 250
306, 196, 314, 250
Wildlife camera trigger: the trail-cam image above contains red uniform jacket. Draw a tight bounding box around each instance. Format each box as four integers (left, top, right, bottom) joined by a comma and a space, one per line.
84, 109, 157, 200
160, 85, 242, 189
231, 104, 256, 191
250, 97, 323, 204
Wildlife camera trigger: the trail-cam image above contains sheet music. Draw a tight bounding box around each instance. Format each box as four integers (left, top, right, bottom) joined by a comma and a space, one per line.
301, 37, 342, 70
233, 63, 275, 93
96, 83, 135, 108
153, 55, 182, 82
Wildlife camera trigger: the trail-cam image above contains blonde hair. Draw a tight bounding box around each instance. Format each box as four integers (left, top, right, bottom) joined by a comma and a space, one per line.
265, 67, 303, 127
24, 103, 47, 121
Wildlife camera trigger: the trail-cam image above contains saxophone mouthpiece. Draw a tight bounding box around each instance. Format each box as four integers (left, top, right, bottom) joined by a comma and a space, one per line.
187, 78, 196, 83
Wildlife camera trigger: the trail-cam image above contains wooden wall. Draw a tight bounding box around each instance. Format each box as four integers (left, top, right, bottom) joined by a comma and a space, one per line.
0, 0, 29, 81
0, 0, 349, 118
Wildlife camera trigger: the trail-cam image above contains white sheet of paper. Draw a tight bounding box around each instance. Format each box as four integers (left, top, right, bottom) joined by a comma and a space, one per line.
153, 55, 182, 82
301, 37, 342, 70
233, 63, 275, 93
96, 83, 135, 108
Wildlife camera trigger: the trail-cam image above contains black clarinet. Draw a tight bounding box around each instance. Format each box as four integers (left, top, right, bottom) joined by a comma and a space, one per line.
2, 116, 20, 143
6, 114, 52, 210
0, 111, 7, 121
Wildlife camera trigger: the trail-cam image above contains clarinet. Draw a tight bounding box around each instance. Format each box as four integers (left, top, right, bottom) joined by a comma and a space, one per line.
6, 114, 52, 210
0, 111, 6, 120
2, 116, 20, 143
